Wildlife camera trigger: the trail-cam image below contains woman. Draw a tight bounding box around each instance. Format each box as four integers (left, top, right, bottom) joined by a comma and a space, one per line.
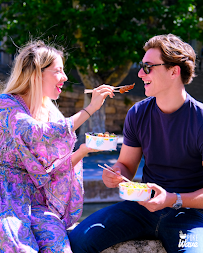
0, 40, 114, 252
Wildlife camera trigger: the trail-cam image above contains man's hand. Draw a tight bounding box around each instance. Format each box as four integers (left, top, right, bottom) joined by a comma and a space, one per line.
138, 183, 176, 212
102, 145, 142, 188
102, 166, 123, 188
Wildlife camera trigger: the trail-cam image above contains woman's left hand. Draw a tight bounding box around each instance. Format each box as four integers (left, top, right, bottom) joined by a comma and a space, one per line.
79, 143, 100, 156
71, 143, 101, 167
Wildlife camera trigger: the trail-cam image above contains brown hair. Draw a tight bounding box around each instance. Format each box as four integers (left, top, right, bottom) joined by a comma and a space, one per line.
143, 34, 196, 84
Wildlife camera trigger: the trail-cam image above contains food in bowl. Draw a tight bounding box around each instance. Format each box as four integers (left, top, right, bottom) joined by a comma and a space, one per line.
119, 182, 151, 201
85, 132, 118, 151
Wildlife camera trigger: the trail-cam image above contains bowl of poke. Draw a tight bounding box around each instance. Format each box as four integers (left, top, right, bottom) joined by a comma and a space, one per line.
85, 132, 118, 151
119, 182, 152, 201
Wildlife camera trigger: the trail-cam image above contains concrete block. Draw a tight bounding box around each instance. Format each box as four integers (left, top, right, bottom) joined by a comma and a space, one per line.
83, 179, 121, 203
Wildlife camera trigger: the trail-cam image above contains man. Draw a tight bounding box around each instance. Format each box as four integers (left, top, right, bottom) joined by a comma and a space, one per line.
69, 34, 203, 252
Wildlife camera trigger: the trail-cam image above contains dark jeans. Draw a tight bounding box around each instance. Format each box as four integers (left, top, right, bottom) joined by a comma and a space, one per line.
69, 201, 203, 253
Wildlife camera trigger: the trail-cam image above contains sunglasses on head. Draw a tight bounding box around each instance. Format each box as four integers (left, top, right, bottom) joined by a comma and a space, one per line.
139, 62, 166, 74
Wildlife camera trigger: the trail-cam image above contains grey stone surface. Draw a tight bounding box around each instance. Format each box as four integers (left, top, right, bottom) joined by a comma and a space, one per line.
100, 240, 166, 253
83, 179, 122, 203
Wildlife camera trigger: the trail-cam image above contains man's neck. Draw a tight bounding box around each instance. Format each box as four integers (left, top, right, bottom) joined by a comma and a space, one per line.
156, 88, 187, 114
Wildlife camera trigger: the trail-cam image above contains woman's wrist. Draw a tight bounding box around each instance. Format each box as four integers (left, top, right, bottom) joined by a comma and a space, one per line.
82, 108, 91, 117
79, 143, 89, 156
85, 104, 96, 116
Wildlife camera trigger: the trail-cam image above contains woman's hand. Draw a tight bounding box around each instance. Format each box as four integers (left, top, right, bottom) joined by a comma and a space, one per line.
88, 84, 115, 112
71, 144, 101, 167
72, 84, 114, 131
79, 143, 101, 155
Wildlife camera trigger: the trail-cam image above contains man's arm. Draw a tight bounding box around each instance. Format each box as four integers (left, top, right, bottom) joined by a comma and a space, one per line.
180, 188, 203, 209
102, 144, 142, 188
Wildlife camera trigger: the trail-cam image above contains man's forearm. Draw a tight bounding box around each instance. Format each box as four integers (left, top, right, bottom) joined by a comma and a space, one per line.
181, 188, 203, 209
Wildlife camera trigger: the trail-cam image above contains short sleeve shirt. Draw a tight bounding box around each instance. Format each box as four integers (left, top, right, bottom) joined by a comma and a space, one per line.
123, 94, 203, 193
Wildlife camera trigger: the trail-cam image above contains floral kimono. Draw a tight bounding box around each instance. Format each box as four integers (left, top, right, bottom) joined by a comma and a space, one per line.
0, 94, 83, 252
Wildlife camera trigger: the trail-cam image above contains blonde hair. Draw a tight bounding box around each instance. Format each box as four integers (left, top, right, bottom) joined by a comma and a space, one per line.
3, 40, 64, 120
143, 34, 196, 84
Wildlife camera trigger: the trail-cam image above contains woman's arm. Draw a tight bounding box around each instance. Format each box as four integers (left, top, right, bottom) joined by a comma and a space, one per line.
71, 144, 98, 167
71, 85, 114, 132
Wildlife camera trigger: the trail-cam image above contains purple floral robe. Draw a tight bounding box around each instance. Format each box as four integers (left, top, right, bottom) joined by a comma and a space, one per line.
0, 94, 83, 252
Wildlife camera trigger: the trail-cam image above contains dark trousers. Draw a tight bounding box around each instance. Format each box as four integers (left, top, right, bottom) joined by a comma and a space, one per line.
69, 201, 203, 253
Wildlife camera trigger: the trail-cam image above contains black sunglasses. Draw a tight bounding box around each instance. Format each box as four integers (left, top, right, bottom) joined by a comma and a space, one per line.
139, 62, 166, 74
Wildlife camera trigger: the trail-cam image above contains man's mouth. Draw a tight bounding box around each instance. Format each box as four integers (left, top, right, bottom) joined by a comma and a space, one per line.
144, 81, 151, 86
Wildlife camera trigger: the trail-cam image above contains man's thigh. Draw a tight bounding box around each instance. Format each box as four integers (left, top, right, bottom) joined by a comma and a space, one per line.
69, 201, 158, 253
159, 208, 203, 253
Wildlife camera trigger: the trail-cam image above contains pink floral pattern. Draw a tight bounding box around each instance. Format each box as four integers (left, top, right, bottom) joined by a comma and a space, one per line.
0, 94, 83, 252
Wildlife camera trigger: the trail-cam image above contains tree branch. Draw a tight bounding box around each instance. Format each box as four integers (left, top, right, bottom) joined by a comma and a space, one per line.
75, 65, 103, 89
104, 60, 133, 87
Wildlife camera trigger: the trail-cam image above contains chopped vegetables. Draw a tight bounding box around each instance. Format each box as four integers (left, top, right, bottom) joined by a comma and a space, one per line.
120, 182, 148, 189
87, 132, 117, 138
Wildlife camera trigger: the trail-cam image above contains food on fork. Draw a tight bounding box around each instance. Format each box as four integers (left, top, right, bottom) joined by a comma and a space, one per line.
119, 83, 135, 94
84, 83, 135, 94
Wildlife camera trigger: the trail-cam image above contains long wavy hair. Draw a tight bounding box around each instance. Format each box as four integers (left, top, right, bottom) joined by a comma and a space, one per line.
3, 40, 64, 120
144, 34, 196, 84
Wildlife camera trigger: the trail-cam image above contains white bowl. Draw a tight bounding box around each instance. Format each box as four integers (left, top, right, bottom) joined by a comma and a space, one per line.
119, 182, 151, 201
85, 133, 118, 151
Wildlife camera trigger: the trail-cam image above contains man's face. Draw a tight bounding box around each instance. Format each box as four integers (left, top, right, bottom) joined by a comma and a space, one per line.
138, 48, 172, 98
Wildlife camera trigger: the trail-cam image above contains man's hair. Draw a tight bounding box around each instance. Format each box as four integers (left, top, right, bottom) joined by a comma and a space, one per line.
143, 34, 196, 84
3, 40, 64, 120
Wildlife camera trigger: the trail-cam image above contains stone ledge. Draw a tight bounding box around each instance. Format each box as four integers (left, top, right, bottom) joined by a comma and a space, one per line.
100, 240, 166, 253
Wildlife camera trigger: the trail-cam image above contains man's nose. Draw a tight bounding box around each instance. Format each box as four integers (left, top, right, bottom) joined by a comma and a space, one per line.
138, 67, 146, 78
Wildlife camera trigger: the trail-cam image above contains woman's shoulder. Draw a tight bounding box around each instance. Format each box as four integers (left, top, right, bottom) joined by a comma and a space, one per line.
48, 100, 65, 121
0, 93, 18, 107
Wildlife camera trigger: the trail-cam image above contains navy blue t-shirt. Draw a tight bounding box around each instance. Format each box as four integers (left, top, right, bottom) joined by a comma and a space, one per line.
123, 93, 203, 193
